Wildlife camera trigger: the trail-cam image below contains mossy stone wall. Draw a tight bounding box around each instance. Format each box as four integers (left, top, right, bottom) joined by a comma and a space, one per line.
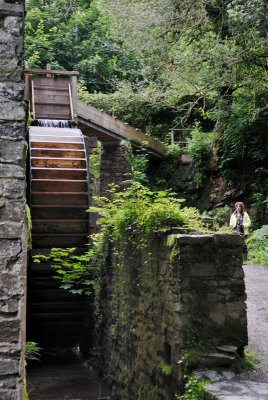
98, 233, 247, 400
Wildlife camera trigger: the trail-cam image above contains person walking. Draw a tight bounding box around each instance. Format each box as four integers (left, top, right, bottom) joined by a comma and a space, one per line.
229, 202, 251, 261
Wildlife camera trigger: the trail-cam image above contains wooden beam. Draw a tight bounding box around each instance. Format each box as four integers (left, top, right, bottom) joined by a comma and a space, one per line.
77, 100, 165, 157
25, 69, 79, 76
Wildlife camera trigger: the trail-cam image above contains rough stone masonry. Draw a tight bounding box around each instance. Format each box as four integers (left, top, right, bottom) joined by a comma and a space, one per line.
99, 233, 248, 400
0, 0, 27, 398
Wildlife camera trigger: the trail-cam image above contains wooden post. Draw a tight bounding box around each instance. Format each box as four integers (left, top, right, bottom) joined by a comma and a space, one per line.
70, 75, 78, 119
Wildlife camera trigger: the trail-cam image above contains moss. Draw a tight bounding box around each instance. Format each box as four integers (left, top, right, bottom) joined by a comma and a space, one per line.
167, 234, 177, 248
25, 204, 32, 250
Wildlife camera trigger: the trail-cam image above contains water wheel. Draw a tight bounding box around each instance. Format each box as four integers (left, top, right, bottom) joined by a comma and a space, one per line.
27, 125, 90, 350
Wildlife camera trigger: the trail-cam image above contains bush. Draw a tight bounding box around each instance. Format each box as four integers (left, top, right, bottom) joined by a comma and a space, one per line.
186, 123, 214, 169
247, 225, 268, 265
91, 182, 205, 239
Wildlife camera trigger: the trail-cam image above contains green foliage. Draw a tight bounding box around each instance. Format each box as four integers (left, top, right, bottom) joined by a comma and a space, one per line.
25, 341, 42, 361
90, 182, 204, 240
150, 145, 183, 191
233, 348, 261, 373
159, 362, 173, 376
247, 225, 268, 266
186, 124, 214, 169
25, 0, 268, 201
89, 142, 102, 181
33, 236, 103, 295
176, 375, 209, 400
80, 82, 174, 142
126, 141, 149, 185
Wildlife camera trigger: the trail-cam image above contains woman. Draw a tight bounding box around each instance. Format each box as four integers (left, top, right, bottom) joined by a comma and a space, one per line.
229, 202, 251, 261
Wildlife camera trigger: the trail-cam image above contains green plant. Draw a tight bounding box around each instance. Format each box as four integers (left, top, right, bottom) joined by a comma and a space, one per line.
89, 142, 102, 181
233, 348, 262, 373
176, 375, 209, 400
126, 140, 149, 184
25, 341, 42, 361
90, 182, 205, 240
159, 362, 173, 376
186, 124, 214, 169
33, 234, 103, 295
247, 225, 268, 266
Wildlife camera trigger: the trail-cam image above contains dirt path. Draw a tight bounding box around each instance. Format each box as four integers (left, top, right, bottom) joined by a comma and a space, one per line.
242, 264, 268, 380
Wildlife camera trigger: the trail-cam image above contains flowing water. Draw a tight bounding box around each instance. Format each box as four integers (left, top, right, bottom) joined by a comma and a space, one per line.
34, 119, 77, 128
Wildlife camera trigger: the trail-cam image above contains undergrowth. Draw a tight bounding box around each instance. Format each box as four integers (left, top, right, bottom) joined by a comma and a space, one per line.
33, 181, 205, 295
176, 375, 209, 400
233, 348, 262, 373
247, 225, 268, 266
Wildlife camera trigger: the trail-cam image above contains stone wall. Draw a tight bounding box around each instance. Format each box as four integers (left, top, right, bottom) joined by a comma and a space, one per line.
0, 0, 27, 398
98, 233, 247, 400
99, 140, 131, 197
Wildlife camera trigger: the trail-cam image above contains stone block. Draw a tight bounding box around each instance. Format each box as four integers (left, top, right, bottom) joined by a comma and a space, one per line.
0, 319, 20, 342
0, 82, 24, 102
0, 140, 27, 166
0, 274, 23, 297
0, 375, 17, 389
0, 1, 23, 16
0, 299, 19, 314
0, 222, 23, 239
0, 164, 24, 179
0, 360, 18, 376
0, 240, 21, 261
0, 121, 25, 140
0, 201, 25, 222
0, 389, 20, 400
0, 98, 25, 121
4, 16, 23, 36
0, 343, 21, 358
3, 180, 25, 199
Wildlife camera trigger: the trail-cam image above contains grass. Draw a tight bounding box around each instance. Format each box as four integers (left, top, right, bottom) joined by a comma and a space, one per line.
233, 347, 262, 373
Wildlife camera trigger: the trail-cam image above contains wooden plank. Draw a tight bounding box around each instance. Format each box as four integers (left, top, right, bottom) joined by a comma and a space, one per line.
32, 219, 88, 234
30, 126, 82, 134
35, 105, 71, 118
28, 302, 85, 313
31, 179, 88, 192
25, 68, 79, 76
31, 192, 88, 206
34, 94, 70, 105
27, 313, 83, 322
77, 100, 165, 157
31, 142, 84, 149
30, 136, 83, 143
31, 168, 87, 179
32, 233, 88, 248
31, 205, 88, 219
31, 158, 86, 169
31, 149, 85, 158
28, 263, 55, 276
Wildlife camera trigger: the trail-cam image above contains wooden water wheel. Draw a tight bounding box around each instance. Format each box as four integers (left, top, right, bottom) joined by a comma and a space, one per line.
27, 125, 90, 349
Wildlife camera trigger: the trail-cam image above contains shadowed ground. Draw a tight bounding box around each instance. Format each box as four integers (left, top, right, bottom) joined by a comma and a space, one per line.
27, 356, 110, 400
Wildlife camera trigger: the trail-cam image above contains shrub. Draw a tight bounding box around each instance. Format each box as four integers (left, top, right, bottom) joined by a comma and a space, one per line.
247, 225, 268, 265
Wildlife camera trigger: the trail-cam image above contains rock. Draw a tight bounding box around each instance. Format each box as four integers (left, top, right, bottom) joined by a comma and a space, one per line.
205, 380, 268, 400
200, 352, 235, 368
195, 369, 235, 383
216, 345, 238, 354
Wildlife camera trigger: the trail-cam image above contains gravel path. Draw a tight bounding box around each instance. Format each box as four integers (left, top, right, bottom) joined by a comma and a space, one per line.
241, 264, 268, 381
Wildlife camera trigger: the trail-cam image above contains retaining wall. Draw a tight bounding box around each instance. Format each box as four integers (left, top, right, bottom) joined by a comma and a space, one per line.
0, 0, 27, 398
98, 233, 248, 400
